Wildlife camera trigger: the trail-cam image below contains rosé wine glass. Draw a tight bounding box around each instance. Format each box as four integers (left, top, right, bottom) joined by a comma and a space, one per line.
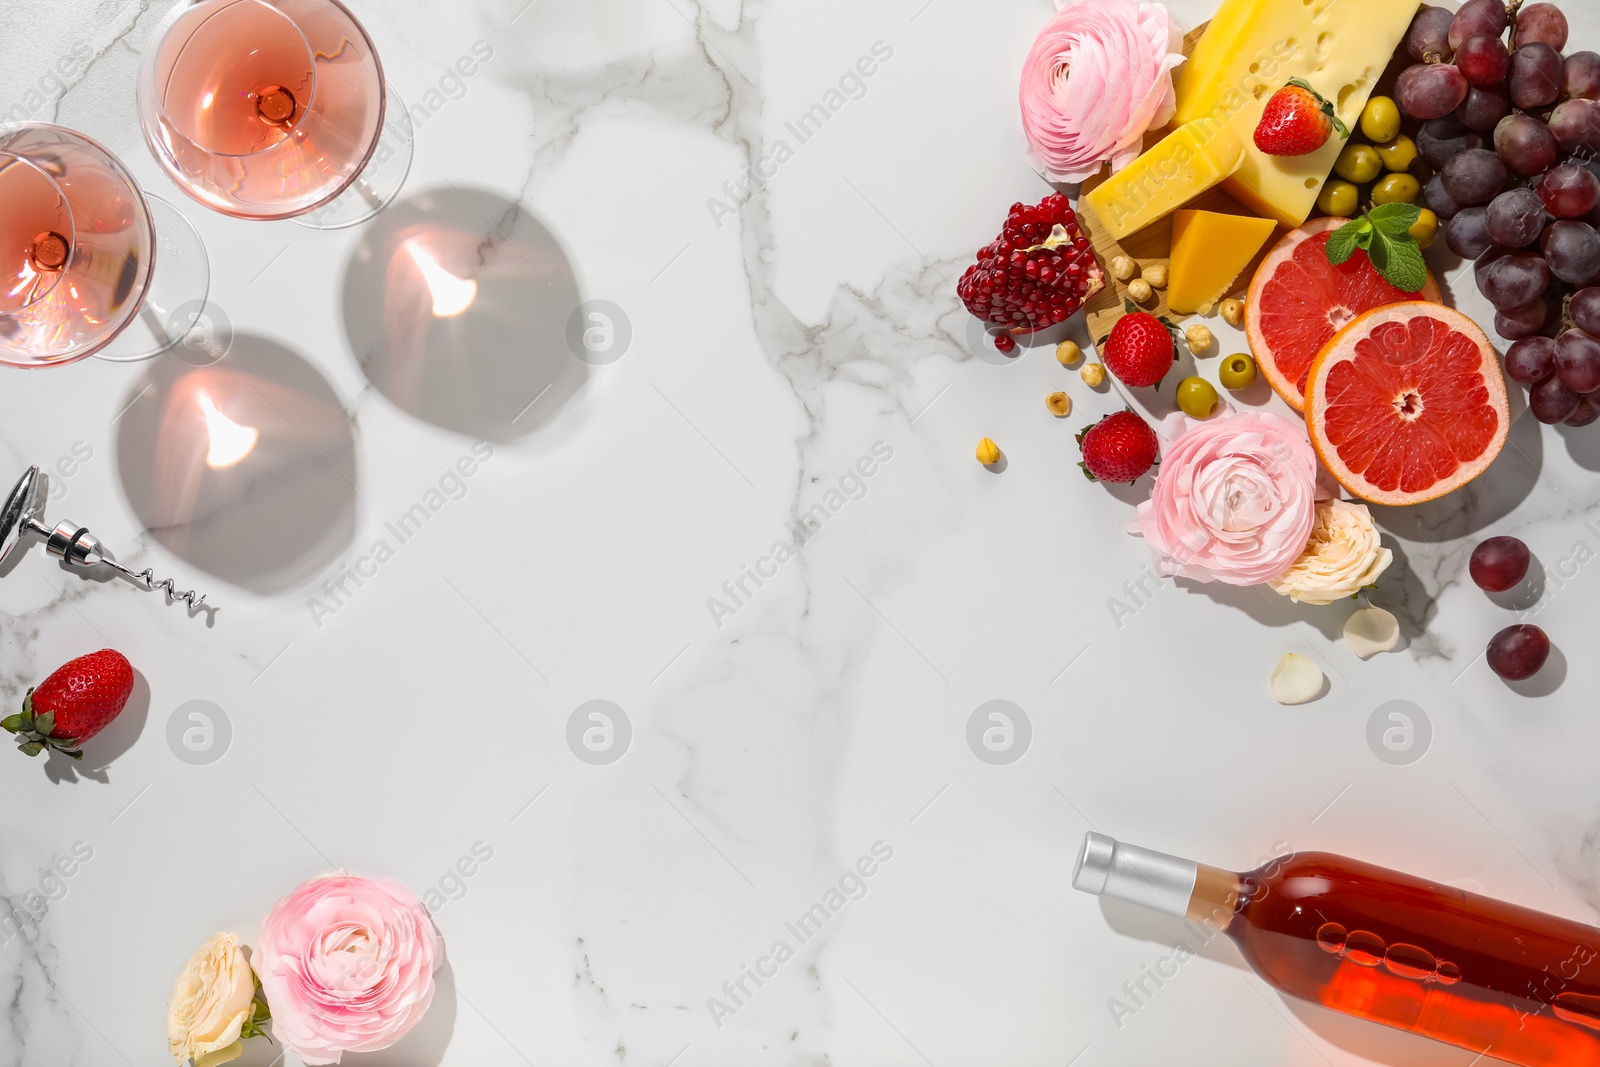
0, 123, 210, 368
138, 0, 414, 230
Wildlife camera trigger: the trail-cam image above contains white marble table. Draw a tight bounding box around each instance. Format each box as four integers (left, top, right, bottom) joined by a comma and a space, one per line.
0, 0, 1597, 1064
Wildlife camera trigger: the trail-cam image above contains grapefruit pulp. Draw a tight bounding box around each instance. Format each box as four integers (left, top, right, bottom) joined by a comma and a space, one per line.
1306, 303, 1509, 507
1247, 217, 1442, 413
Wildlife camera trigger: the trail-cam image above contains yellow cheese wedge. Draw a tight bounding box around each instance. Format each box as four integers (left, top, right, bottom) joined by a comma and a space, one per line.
1167, 210, 1277, 314
1172, 0, 1417, 228
1082, 118, 1244, 241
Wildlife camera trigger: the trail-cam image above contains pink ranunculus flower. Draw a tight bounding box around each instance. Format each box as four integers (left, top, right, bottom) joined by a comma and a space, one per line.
1020, 0, 1186, 184
1136, 411, 1320, 586
252, 874, 444, 1065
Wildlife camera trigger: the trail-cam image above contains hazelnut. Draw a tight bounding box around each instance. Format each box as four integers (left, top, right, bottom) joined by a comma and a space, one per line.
1185, 323, 1215, 354
1220, 298, 1246, 328
1046, 391, 1072, 417
1109, 255, 1137, 281
1081, 362, 1106, 387
1055, 340, 1083, 366
1127, 278, 1154, 303
1141, 263, 1169, 289
976, 437, 1002, 466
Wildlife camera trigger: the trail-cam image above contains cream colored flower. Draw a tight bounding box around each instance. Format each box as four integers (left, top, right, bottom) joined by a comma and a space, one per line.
1268, 499, 1393, 606
168, 933, 255, 1067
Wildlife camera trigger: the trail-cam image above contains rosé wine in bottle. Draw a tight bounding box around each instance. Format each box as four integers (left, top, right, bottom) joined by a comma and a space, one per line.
1076, 832, 1600, 1065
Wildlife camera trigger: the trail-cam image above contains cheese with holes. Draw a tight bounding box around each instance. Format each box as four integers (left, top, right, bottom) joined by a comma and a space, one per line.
1167, 210, 1277, 314
1172, 0, 1417, 227
1082, 118, 1244, 241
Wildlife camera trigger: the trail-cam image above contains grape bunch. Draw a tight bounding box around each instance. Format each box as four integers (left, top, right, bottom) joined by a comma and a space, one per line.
1400, 0, 1600, 425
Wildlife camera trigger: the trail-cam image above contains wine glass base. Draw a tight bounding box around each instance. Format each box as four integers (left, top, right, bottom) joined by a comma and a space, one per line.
97, 195, 214, 364
293, 84, 415, 231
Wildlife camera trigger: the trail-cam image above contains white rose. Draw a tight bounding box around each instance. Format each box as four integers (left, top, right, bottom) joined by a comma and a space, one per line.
1268, 499, 1393, 606
167, 932, 255, 1067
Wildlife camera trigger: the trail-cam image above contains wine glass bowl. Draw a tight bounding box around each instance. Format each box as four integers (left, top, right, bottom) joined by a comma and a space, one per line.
140, 0, 402, 225
0, 124, 157, 367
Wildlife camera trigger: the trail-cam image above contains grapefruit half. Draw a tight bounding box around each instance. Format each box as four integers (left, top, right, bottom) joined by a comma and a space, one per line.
1247, 217, 1443, 413
1306, 303, 1509, 507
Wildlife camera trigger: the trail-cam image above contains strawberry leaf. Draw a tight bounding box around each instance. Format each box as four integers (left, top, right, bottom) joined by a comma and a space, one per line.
1078, 461, 1099, 482
0, 715, 21, 734
18, 741, 41, 758
32, 711, 53, 737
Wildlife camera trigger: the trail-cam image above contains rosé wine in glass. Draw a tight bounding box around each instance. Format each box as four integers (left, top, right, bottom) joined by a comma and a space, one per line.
139, 0, 413, 228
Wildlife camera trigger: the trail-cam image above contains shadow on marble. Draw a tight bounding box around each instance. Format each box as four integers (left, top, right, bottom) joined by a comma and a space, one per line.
1504, 641, 1566, 698
114, 335, 359, 595
41, 667, 149, 785
1096, 896, 1242, 971
1371, 539, 1438, 652
1169, 578, 1352, 643
1554, 421, 1600, 473
341, 185, 588, 443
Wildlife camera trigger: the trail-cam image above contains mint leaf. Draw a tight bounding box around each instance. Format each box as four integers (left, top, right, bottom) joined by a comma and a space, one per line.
1368, 202, 1422, 235
1325, 219, 1368, 266
1374, 233, 1429, 292
1367, 229, 1393, 273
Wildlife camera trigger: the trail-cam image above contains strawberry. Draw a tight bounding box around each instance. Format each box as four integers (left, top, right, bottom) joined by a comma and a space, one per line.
1102, 311, 1176, 388
1254, 79, 1348, 157
1078, 411, 1160, 484
2, 650, 134, 760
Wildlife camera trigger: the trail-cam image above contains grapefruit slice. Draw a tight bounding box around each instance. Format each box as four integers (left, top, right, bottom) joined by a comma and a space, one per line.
1247, 217, 1443, 413
1306, 303, 1509, 507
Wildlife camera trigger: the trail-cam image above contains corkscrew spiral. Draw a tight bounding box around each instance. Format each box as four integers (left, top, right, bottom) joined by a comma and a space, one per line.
103, 560, 208, 610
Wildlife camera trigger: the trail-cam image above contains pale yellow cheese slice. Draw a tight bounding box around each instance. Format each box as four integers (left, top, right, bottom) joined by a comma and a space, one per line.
1173, 0, 1418, 228
1082, 118, 1245, 242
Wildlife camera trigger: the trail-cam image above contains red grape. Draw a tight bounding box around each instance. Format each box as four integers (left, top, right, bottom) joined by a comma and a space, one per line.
1442, 148, 1509, 206
1471, 536, 1531, 591
1515, 3, 1569, 51
1450, 0, 1508, 52
1459, 85, 1513, 131
1397, 63, 1470, 120
1418, 117, 1483, 168
1505, 336, 1558, 383
1408, 5, 1457, 63
1494, 113, 1560, 177
1486, 187, 1548, 247
1426, 174, 1464, 219
1557, 328, 1600, 393
1538, 163, 1600, 219
1549, 99, 1600, 156
1511, 44, 1566, 110
1497, 300, 1549, 340
1568, 52, 1600, 100
1542, 220, 1600, 284
1572, 287, 1600, 333
1487, 624, 1550, 681
1446, 206, 1495, 258
1570, 397, 1600, 426
1457, 34, 1511, 86
1531, 373, 1581, 423
1478, 252, 1550, 312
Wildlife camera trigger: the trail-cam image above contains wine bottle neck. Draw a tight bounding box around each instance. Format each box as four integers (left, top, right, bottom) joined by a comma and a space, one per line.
1073, 832, 1244, 926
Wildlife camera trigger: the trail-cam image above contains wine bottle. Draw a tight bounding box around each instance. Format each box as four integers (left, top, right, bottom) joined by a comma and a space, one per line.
1074, 832, 1600, 1065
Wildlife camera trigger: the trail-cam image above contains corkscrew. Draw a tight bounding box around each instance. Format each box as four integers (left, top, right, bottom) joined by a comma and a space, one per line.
0, 466, 210, 611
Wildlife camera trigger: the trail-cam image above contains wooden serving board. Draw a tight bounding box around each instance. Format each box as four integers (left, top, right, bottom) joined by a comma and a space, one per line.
1077, 22, 1282, 340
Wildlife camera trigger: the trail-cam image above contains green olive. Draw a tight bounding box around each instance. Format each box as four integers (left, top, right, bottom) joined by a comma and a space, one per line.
1360, 96, 1402, 143
1317, 180, 1360, 218
1409, 208, 1439, 250
1176, 376, 1220, 419
1219, 353, 1258, 391
1376, 134, 1418, 173
1372, 173, 1422, 206
1335, 144, 1383, 184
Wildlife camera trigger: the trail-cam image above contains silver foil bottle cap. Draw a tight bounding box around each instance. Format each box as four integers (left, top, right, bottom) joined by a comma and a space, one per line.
1072, 831, 1200, 918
